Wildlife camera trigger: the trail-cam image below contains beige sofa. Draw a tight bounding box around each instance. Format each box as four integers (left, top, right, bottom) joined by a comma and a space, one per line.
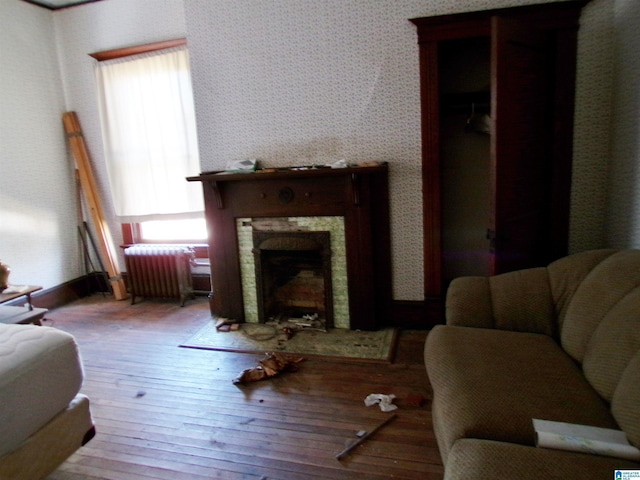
425, 249, 640, 479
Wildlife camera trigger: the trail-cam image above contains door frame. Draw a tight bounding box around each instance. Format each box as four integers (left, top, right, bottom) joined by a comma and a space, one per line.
410, 1, 587, 323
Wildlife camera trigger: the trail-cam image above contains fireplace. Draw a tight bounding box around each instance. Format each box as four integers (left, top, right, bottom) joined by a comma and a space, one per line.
253, 230, 333, 327
238, 216, 349, 328
188, 164, 391, 330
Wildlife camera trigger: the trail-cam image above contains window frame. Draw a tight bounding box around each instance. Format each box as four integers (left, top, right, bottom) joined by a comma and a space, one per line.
90, 38, 187, 61
121, 220, 208, 246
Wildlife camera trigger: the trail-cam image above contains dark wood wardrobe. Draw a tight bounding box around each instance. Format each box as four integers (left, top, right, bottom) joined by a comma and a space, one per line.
410, 1, 590, 323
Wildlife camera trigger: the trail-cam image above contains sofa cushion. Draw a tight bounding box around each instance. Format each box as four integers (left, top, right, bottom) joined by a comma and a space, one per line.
561, 250, 640, 364
444, 438, 640, 480
582, 286, 640, 403
446, 268, 556, 335
425, 325, 617, 461
612, 350, 640, 448
546, 249, 617, 333
488, 267, 555, 335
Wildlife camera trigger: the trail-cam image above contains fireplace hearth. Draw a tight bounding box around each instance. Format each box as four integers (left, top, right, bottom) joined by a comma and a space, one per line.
188, 164, 391, 330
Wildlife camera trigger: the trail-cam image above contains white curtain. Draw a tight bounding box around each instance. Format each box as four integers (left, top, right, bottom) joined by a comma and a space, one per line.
95, 46, 203, 222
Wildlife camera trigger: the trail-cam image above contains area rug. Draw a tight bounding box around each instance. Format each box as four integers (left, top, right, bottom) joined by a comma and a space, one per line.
180, 322, 398, 362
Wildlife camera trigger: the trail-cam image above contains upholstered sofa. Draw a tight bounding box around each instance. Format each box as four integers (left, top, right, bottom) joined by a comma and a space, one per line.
425, 249, 640, 479
0, 323, 94, 479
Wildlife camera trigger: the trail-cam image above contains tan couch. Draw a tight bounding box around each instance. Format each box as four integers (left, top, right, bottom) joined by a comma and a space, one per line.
425, 249, 640, 479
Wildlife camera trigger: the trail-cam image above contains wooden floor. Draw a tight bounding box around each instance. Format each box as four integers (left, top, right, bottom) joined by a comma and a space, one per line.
43, 294, 443, 480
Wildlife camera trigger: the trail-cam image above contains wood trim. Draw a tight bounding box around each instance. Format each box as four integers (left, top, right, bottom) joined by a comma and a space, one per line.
419, 41, 442, 300
121, 223, 137, 245
90, 38, 187, 61
390, 300, 432, 329
2, 274, 107, 310
18, 276, 430, 329
548, 27, 579, 261
189, 166, 391, 331
411, 0, 586, 322
410, 0, 590, 42
8, 272, 210, 313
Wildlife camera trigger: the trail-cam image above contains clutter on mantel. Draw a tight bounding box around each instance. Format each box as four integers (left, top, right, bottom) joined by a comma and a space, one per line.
203, 160, 387, 176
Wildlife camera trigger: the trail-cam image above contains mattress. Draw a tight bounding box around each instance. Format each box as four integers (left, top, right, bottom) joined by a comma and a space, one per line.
0, 324, 84, 457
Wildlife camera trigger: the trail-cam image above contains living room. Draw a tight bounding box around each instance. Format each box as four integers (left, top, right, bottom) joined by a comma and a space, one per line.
1, 0, 639, 478
3, 0, 639, 308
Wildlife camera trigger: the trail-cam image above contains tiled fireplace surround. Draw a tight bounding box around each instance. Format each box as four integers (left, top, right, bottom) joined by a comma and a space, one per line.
238, 216, 349, 328
188, 165, 391, 331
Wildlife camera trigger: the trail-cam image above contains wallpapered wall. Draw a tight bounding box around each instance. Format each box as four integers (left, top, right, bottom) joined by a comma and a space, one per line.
606, 0, 640, 246
2, 0, 638, 299
184, 0, 619, 299
0, 0, 78, 287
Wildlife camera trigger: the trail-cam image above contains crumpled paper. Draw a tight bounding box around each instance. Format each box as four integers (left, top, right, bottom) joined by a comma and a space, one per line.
364, 393, 398, 412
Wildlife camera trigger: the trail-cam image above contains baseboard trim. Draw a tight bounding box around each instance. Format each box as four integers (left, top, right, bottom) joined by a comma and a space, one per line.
7, 275, 443, 330
3, 273, 108, 310
391, 299, 443, 329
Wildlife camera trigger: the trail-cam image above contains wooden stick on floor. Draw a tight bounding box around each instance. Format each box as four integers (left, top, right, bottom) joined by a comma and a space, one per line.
335, 413, 398, 460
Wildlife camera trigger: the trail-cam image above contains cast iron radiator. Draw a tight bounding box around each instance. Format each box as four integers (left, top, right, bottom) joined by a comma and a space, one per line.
124, 245, 195, 306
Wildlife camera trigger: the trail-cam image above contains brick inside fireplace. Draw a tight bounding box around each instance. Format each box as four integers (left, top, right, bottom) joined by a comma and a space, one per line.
253, 230, 333, 327
238, 216, 349, 328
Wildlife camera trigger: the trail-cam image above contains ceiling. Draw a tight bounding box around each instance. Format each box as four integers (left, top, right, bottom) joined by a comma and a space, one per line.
22, 0, 101, 10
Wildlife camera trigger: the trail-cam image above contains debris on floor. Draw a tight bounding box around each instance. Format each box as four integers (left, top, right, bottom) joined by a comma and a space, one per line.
335, 413, 398, 460
217, 313, 326, 340
267, 312, 327, 337
232, 352, 305, 384
215, 317, 238, 331
364, 393, 398, 412
403, 393, 427, 408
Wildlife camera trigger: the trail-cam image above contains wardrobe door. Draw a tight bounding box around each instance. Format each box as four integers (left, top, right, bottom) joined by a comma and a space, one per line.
489, 16, 553, 275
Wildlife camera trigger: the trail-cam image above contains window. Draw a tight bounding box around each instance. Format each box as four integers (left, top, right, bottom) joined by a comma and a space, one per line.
93, 40, 204, 242
139, 218, 207, 242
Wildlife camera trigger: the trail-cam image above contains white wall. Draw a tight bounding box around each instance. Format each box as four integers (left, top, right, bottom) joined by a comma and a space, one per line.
2, 0, 638, 299
0, 0, 78, 288
54, 0, 189, 275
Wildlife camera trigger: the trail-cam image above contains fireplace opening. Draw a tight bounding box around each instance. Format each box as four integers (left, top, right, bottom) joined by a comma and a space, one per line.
253, 231, 333, 329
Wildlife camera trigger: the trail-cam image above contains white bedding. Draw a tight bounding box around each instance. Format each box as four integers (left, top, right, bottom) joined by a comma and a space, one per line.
0, 324, 84, 457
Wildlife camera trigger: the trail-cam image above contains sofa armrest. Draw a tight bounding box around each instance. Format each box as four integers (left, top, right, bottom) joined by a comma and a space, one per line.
445, 267, 557, 336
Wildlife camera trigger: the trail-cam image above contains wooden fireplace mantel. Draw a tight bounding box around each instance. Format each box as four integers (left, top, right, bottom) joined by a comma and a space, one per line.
187, 164, 392, 330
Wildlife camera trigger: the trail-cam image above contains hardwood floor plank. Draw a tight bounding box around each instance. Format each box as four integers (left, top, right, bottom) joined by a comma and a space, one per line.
41, 295, 443, 480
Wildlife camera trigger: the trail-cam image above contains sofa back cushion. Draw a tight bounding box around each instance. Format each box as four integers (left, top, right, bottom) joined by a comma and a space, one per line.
547, 249, 617, 335
582, 287, 640, 402
551, 249, 640, 446
489, 268, 555, 336
611, 351, 640, 448
560, 250, 640, 366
